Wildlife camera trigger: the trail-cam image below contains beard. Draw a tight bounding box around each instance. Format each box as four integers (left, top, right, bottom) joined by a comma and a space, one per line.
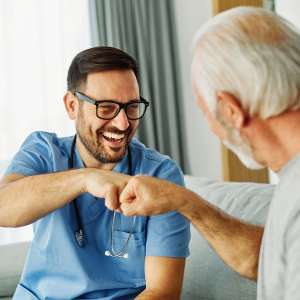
222, 128, 264, 170
215, 105, 264, 170
76, 108, 133, 164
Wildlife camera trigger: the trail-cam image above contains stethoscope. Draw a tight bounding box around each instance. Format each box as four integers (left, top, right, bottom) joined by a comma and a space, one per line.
69, 135, 136, 259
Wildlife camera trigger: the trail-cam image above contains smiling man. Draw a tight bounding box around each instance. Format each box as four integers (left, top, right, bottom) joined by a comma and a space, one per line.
0, 46, 190, 300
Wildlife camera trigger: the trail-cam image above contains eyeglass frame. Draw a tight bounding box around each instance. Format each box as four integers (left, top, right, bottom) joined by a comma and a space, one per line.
73, 91, 150, 120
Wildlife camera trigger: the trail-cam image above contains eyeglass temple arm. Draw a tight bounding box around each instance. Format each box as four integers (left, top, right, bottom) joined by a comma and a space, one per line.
74, 92, 97, 105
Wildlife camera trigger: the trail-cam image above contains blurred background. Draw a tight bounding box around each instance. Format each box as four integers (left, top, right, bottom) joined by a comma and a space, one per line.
0, 0, 298, 243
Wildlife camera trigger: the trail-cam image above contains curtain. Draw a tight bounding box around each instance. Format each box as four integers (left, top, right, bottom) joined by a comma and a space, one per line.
89, 0, 190, 173
0, 0, 91, 243
266, 0, 275, 10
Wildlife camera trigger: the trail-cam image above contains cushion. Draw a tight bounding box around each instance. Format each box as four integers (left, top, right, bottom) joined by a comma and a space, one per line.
0, 161, 31, 297
0, 242, 30, 297
182, 176, 275, 300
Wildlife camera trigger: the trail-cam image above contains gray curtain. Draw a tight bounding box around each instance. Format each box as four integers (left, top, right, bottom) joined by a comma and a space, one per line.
89, 0, 190, 173
265, 0, 275, 10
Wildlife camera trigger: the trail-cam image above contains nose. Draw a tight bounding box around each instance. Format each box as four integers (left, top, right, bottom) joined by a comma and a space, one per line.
111, 108, 130, 131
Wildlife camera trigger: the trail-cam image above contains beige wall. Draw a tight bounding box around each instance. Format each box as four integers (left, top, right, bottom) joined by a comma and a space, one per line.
174, 0, 222, 178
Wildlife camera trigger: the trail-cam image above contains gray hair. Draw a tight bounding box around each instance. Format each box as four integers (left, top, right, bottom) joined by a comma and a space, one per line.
192, 7, 300, 118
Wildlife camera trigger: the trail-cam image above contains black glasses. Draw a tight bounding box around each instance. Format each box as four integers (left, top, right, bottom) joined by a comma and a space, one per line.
74, 91, 150, 120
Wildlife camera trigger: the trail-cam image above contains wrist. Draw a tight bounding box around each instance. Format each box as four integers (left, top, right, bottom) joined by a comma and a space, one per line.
170, 184, 189, 211
177, 187, 198, 218
78, 168, 95, 194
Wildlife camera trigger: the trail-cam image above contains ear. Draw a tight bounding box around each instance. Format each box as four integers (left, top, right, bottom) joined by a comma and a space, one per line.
64, 91, 79, 120
216, 92, 247, 129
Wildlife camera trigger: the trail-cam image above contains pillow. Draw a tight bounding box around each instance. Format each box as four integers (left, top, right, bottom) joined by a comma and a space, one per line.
184, 176, 274, 224
182, 176, 275, 300
0, 242, 30, 297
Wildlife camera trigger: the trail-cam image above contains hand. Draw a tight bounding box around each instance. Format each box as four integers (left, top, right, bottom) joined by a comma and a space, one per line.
83, 169, 130, 211
119, 175, 184, 216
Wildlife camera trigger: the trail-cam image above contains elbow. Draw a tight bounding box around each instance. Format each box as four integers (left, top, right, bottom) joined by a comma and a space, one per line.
232, 246, 259, 281
0, 212, 30, 228
11, 214, 32, 227
0, 218, 24, 228
236, 258, 258, 281
233, 227, 263, 281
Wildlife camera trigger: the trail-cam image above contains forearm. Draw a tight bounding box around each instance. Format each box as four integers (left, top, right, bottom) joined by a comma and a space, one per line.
0, 169, 88, 227
177, 187, 263, 280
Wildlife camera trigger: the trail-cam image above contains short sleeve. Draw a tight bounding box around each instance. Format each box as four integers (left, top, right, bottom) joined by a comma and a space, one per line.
146, 160, 190, 258
4, 131, 54, 177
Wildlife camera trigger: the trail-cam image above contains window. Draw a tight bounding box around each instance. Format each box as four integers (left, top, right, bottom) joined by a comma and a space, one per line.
0, 0, 91, 161
0, 0, 91, 244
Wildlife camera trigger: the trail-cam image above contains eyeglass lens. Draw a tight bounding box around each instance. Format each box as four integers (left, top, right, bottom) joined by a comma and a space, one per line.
97, 102, 146, 120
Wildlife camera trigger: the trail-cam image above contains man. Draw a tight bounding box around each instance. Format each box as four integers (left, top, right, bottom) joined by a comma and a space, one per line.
0, 46, 190, 299
120, 7, 300, 300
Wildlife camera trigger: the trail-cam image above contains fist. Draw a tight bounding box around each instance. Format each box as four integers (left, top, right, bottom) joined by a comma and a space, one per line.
119, 175, 181, 216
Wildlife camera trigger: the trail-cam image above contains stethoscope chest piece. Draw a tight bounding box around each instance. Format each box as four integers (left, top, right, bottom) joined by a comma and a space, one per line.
104, 250, 129, 259
104, 211, 136, 259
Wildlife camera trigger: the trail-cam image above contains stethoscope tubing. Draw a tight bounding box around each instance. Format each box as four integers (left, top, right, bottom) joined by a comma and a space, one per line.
69, 134, 136, 258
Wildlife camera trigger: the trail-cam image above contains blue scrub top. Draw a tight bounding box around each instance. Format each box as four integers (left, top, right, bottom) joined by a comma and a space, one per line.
5, 131, 190, 300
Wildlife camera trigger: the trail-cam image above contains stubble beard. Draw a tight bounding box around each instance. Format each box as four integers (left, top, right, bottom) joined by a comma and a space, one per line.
76, 110, 132, 164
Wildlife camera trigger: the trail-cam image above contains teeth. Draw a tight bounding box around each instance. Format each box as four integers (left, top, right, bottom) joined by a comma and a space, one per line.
103, 132, 125, 140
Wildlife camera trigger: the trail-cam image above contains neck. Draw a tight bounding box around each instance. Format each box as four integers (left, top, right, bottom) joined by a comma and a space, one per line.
75, 136, 117, 171
249, 110, 300, 172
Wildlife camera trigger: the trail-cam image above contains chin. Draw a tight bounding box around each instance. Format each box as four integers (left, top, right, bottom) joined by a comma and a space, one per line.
102, 146, 127, 163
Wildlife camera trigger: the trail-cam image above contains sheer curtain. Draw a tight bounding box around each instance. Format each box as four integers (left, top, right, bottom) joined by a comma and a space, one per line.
0, 0, 91, 245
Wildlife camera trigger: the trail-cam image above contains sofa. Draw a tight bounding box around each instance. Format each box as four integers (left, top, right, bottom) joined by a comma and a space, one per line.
0, 173, 274, 300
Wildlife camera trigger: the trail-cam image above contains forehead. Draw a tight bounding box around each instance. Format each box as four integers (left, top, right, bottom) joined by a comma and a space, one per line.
84, 69, 139, 100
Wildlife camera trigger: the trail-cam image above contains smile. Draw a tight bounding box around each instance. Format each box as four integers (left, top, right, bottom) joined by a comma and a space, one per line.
102, 131, 126, 144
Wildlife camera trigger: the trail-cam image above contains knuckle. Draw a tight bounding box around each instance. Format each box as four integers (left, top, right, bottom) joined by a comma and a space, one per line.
132, 177, 140, 186
105, 182, 114, 190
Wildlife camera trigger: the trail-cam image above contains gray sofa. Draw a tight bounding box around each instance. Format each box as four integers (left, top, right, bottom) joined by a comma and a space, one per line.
0, 176, 274, 300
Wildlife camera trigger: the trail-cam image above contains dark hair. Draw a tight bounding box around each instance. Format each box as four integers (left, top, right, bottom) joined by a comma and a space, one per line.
67, 46, 139, 92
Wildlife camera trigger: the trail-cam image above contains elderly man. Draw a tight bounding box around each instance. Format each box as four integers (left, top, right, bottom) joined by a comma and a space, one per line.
120, 7, 300, 300
0, 46, 190, 299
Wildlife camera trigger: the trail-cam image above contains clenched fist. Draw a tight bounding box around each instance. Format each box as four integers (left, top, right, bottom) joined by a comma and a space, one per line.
119, 175, 186, 216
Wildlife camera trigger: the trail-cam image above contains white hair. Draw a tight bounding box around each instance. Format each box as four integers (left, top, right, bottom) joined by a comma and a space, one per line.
192, 6, 300, 118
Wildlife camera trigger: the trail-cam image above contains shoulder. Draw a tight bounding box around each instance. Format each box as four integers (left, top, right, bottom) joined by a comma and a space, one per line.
130, 138, 184, 185
130, 138, 177, 167
23, 131, 72, 155
5, 131, 72, 176
25, 131, 64, 145
270, 157, 300, 230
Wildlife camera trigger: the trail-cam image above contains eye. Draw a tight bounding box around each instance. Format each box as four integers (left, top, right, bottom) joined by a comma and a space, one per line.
98, 103, 117, 114
127, 103, 140, 110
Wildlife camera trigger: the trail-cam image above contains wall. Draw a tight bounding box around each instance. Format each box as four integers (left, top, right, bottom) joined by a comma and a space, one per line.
276, 0, 300, 29
174, 0, 222, 178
